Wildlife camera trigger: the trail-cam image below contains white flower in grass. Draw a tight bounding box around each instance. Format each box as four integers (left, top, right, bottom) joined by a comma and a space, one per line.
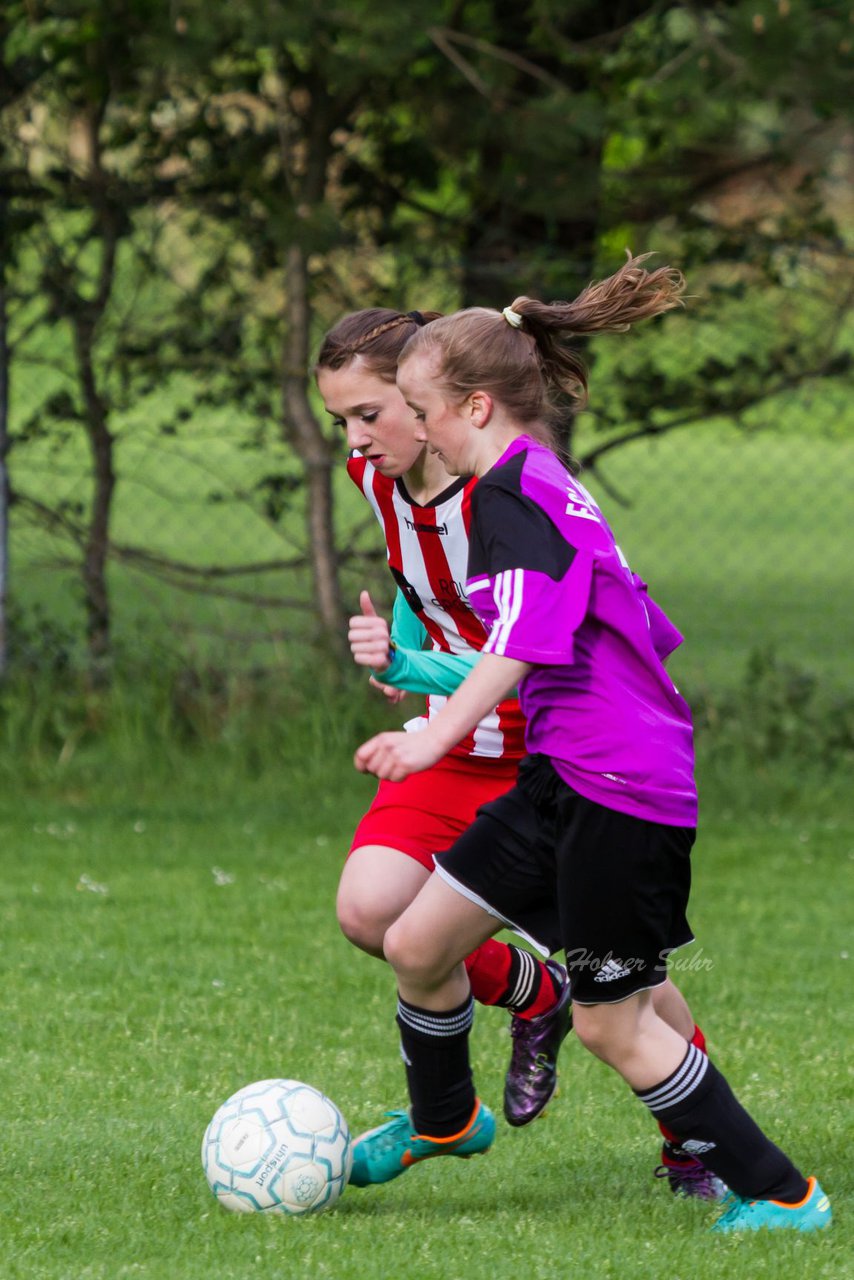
77, 874, 109, 895
212, 866, 234, 886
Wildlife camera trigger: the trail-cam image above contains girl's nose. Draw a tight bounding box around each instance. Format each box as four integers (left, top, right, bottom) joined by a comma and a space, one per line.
346, 421, 372, 450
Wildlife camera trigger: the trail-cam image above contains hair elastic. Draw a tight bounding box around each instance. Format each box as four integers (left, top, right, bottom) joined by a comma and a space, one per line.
406, 310, 426, 326
502, 306, 524, 329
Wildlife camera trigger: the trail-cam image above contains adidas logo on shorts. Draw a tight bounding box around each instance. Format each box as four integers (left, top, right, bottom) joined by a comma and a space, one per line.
594, 958, 633, 983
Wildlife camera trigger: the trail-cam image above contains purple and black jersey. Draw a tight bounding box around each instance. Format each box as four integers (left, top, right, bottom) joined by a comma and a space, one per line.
466, 436, 697, 826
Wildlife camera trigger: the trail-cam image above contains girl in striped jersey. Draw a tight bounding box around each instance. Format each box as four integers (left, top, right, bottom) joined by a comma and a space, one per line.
350, 259, 830, 1233
316, 310, 571, 1129
317, 309, 717, 1194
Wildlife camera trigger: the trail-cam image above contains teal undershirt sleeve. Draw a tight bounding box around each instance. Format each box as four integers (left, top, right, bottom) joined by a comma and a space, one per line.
372, 589, 480, 696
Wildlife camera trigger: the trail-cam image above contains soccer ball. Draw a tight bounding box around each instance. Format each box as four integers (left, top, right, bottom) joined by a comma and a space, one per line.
201, 1078, 352, 1215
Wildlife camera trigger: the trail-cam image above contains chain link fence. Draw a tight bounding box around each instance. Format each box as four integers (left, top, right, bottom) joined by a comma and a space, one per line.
6, 316, 853, 699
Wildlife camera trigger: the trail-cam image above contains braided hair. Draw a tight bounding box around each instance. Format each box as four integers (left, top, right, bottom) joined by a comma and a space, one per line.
316, 309, 441, 383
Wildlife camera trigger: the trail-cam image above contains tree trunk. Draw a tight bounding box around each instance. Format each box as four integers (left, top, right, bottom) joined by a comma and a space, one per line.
73, 314, 115, 685
0, 277, 9, 676
281, 243, 345, 654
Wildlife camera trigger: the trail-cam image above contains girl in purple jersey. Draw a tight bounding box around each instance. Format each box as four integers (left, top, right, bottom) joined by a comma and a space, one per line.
349, 256, 830, 1234
321, 308, 716, 1187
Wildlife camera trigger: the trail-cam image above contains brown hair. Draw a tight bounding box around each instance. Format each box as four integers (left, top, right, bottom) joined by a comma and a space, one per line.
315, 308, 443, 383
400, 253, 685, 436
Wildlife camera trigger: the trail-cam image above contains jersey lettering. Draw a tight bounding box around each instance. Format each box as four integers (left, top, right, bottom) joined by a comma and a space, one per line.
405, 517, 449, 536
565, 482, 601, 522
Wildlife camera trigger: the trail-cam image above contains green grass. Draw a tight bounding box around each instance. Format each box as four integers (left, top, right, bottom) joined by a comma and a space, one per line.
0, 746, 850, 1280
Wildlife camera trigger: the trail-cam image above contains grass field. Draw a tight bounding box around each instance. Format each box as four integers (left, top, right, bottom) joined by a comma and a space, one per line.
1, 742, 850, 1280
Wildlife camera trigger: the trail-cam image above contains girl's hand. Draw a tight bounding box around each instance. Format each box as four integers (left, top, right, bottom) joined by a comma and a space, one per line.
368, 675, 407, 705
354, 729, 442, 780
348, 590, 393, 671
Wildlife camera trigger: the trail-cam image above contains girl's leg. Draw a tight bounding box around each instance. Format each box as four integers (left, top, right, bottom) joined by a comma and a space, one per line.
385, 868, 502, 1006
651, 977, 695, 1039
337, 844, 430, 957
649, 977, 717, 1194
338, 845, 570, 1125
338, 843, 562, 1014
349, 875, 501, 1186
572, 991, 812, 1207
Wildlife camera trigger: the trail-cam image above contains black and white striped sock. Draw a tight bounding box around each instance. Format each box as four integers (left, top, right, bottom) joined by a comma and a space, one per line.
396, 994, 476, 1137
636, 1044, 808, 1202
504, 946, 541, 1011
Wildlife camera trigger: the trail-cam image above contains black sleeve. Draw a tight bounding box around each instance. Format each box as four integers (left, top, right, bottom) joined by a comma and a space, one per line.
469, 473, 575, 582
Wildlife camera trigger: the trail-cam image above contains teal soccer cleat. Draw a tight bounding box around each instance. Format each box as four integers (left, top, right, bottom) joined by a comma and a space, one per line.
711, 1176, 832, 1234
348, 1100, 495, 1187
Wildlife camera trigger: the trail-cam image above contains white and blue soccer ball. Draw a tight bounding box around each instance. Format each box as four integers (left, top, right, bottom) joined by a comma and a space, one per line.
201, 1078, 352, 1215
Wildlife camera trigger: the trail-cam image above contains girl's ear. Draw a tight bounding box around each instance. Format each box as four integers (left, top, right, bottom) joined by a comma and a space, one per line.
468, 391, 494, 429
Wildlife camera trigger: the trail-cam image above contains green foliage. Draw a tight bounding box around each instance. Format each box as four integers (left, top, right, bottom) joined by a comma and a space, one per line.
692, 648, 854, 772
2, 0, 850, 676
0, 648, 401, 793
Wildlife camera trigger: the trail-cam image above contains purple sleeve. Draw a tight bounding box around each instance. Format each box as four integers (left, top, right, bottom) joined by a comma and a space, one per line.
631, 573, 684, 661
480, 554, 594, 664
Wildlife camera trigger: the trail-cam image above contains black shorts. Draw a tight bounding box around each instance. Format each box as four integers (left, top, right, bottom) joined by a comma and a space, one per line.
434, 754, 695, 1005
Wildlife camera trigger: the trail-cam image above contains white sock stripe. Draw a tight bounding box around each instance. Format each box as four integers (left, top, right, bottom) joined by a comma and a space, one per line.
647, 1052, 708, 1113
639, 1045, 709, 1113
398, 1009, 473, 1037
397, 1000, 474, 1038
509, 949, 536, 1007
638, 1044, 701, 1106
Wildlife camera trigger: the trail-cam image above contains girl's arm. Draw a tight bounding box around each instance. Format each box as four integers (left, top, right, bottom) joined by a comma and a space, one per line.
381, 590, 479, 694
349, 588, 479, 696
355, 652, 529, 780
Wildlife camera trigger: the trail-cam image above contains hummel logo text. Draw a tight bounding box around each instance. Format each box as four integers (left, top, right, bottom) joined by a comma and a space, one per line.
404, 517, 448, 535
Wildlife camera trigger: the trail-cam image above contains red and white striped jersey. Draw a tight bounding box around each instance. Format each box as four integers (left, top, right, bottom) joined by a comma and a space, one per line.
348, 454, 526, 761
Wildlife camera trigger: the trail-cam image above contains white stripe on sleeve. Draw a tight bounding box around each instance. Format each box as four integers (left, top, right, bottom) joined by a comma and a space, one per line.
488, 569, 525, 656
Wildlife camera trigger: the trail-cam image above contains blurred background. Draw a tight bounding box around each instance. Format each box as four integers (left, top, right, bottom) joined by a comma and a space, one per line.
0, 0, 851, 768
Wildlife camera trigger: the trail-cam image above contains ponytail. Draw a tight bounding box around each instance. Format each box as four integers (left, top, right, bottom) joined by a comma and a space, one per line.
401, 252, 685, 418
506, 251, 685, 406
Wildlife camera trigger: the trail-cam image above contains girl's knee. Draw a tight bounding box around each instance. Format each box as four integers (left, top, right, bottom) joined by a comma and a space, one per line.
572, 1002, 636, 1066
335, 893, 386, 957
571, 1004, 610, 1057
384, 917, 447, 985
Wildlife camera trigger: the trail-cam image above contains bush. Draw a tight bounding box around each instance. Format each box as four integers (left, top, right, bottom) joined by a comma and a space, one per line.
0, 646, 400, 793
690, 647, 854, 770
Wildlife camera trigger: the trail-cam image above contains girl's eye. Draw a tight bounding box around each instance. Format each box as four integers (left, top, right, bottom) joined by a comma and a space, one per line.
413, 411, 426, 422
332, 418, 346, 432
361, 412, 378, 424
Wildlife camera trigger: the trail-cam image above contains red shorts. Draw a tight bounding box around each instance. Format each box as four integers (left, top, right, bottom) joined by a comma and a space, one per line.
349, 754, 520, 871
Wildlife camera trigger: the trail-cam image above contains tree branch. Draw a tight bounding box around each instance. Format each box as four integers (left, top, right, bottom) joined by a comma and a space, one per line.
580, 358, 848, 471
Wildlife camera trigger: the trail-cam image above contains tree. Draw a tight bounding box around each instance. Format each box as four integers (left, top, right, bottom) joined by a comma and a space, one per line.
3, 0, 849, 672
1, 2, 196, 680
0, 3, 54, 675
412, 0, 851, 459
126, 1, 456, 652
